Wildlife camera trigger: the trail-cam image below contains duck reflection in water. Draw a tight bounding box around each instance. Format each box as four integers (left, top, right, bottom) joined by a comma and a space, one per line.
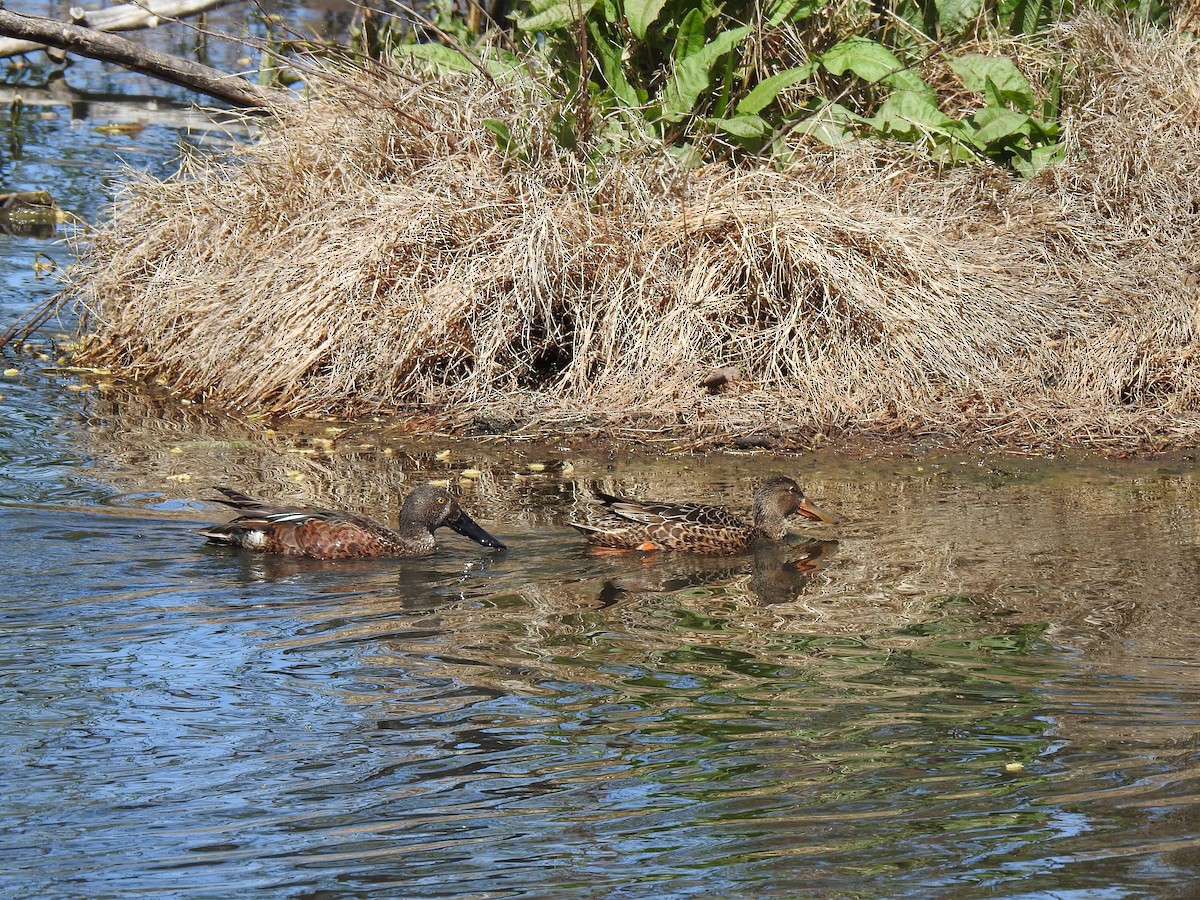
203, 545, 505, 613
594, 539, 839, 607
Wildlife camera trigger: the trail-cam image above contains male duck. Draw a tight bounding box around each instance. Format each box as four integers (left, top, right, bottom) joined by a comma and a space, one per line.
200, 484, 506, 559
570, 475, 839, 554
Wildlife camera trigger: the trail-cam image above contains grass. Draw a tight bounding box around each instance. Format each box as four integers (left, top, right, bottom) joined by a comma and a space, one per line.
57, 13, 1200, 450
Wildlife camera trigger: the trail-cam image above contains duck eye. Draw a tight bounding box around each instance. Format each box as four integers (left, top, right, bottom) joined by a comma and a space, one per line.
437, 498, 446, 505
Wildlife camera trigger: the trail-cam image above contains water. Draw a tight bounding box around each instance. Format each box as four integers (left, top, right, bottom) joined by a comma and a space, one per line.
4, 22, 1200, 899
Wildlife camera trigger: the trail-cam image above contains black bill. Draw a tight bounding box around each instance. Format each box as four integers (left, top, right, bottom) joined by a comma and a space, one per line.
448, 510, 507, 549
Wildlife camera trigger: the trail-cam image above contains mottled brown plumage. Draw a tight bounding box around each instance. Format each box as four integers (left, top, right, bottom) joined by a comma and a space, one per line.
199, 485, 505, 559
570, 476, 840, 554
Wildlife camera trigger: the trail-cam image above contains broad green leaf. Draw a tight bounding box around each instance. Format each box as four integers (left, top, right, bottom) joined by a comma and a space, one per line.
673, 8, 707, 63
668, 142, 704, 168
969, 108, 1032, 146
935, 0, 983, 36
821, 38, 904, 84
482, 118, 514, 154
627, 0, 669, 39
517, 0, 598, 32
661, 25, 753, 120
736, 64, 816, 115
393, 43, 476, 73
873, 92, 955, 140
884, 69, 934, 97
495, 50, 527, 74
550, 111, 577, 150
929, 139, 980, 164
1025, 116, 1058, 142
767, 0, 828, 26
589, 20, 640, 106
796, 102, 864, 146
1009, 0, 1051, 34
1011, 141, 1065, 176
948, 54, 1034, 110
711, 114, 770, 138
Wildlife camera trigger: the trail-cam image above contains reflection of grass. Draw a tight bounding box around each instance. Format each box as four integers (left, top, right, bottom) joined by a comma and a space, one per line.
230, 471, 1195, 890
64, 378, 1200, 675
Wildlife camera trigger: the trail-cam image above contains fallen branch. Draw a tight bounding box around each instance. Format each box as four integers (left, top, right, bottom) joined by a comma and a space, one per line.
0, 0, 236, 58
0, 9, 289, 110
0, 190, 56, 209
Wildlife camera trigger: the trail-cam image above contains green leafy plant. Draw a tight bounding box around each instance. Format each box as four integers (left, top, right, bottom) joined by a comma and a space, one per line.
805, 41, 1063, 174
386, 0, 1074, 175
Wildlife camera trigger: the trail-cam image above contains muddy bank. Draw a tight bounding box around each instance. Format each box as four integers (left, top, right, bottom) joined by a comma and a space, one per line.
55, 15, 1200, 451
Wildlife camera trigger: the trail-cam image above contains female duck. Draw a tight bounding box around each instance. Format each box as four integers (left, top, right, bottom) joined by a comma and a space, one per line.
200, 484, 506, 559
571, 475, 839, 555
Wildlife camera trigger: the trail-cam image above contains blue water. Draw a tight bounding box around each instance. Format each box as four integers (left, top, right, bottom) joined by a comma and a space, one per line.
4, 14, 1200, 898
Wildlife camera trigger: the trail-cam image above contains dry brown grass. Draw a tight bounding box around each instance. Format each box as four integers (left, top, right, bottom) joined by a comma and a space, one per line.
61, 14, 1200, 450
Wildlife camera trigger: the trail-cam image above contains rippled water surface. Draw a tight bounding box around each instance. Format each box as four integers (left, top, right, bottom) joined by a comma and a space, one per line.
5, 29, 1200, 900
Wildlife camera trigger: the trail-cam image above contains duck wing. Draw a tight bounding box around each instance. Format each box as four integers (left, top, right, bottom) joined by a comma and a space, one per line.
595, 490, 746, 530
208, 487, 379, 529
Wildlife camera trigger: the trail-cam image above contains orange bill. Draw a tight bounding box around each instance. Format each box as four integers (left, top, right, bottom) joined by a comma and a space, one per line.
797, 497, 841, 525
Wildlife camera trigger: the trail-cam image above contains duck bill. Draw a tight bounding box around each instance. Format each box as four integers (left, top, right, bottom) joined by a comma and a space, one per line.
797, 498, 841, 525
448, 510, 507, 549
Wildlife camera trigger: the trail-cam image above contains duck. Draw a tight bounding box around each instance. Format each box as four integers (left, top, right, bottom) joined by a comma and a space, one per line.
570, 475, 839, 554
199, 484, 506, 559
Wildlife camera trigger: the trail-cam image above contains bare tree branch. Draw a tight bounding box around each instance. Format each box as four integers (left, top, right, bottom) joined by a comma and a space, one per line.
0, 9, 290, 110
0, 0, 237, 58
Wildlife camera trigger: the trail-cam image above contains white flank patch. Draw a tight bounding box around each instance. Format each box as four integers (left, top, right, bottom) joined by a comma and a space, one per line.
245, 530, 269, 549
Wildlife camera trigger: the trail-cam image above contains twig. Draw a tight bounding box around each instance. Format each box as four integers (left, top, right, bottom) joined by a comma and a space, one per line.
0, 9, 289, 109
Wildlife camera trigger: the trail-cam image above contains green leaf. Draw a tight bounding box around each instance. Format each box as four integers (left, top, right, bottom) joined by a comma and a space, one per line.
1009, 0, 1051, 34
1025, 115, 1058, 143
1011, 141, 1064, 176
969, 108, 1032, 146
935, 0, 983, 35
667, 142, 704, 168
673, 8, 708, 63
627, 0, 670, 39
930, 139, 981, 164
482, 118, 514, 154
589, 20, 640, 106
711, 114, 770, 138
948, 54, 1034, 110
393, 43, 476, 73
821, 38, 904, 84
873, 92, 955, 140
517, 0, 598, 32
736, 64, 816, 115
767, 0, 828, 26
794, 101, 868, 146
885, 69, 934, 97
550, 111, 577, 150
661, 25, 753, 120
